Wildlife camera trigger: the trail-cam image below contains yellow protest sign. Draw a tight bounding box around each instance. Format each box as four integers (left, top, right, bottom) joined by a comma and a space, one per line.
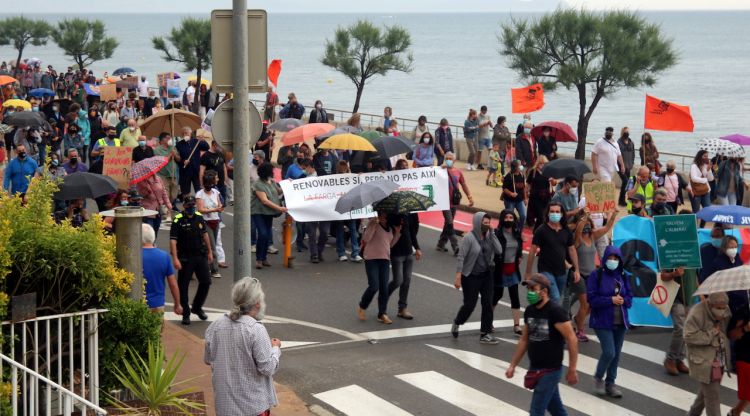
103, 146, 132, 188
583, 182, 617, 212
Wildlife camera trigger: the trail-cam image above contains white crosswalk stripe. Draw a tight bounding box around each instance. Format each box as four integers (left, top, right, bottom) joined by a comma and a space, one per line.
314, 385, 413, 416
396, 371, 528, 416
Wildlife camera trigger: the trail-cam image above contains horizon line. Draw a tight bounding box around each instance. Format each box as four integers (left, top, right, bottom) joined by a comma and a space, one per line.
2, 9, 750, 14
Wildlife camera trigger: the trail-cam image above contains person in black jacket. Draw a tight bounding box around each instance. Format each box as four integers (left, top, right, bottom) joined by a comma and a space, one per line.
493, 209, 523, 335
386, 213, 422, 320
308, 100, 329, 123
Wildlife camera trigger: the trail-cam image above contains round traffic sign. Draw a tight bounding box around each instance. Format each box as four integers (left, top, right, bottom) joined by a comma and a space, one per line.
210, 98, 263, 149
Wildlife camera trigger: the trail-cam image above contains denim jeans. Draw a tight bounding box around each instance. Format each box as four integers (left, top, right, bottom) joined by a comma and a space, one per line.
717, 193, 738, 205
252, 214, 273, 262
387, 254, 414, 309
690, 193, 711, 214
360, 259, 390, 316
541, 272, 567, 304
334, 219, 360, 257
503, 199, 527, 232
529, 367, 566, 416
594, 325, 627, 385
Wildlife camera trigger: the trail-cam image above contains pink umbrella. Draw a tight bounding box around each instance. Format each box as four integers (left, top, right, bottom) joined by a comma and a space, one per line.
720, 134, 750, 146
530, 121, 577, 142
130, 156, 169, 185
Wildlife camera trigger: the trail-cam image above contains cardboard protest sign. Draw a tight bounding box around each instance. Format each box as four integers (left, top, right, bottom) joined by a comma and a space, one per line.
103, 147, 132, 188
653, 214, 701, 269
583, 182, 616, 212
99, 84, 117, 102
167, 80, 180, 99
648, 274, 680, 317
157, 72, 174, 98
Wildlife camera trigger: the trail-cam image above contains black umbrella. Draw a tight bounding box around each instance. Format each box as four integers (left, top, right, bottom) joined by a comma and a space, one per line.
335, 180, 400, 214
54, 172, 119, 200
374, 191, 436, 214
541, 158, 591, 179
370, 136, 415, 158
3, 111, 47, 128
112, 67, 136, 76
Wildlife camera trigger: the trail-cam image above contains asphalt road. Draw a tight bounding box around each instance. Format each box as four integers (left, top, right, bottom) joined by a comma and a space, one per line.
155, 208, 745, 416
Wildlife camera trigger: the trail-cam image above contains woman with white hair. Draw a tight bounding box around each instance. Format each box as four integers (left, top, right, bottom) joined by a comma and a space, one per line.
205, 277, 281, 416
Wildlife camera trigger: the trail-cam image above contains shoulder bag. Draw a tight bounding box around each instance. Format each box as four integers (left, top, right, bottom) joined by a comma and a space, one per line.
524, 367, 560, 390
691, 165, 709, 196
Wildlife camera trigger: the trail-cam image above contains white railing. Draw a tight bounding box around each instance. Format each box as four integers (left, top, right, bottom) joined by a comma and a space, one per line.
0, 309, 107, 416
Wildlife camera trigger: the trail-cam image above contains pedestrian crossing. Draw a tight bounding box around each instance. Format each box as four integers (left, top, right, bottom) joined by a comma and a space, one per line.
312, 338, 745, 416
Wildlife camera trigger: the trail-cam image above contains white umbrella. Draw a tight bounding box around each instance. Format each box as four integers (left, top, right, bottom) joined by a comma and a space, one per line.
698, 138, 745, 158
694, 265, 750, 296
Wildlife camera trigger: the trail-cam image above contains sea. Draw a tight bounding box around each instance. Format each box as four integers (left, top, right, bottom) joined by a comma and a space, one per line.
1, 11, 748, 156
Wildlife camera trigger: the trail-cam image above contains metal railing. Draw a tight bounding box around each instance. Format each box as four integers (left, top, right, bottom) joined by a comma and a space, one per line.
1, 309, 107, 416
255, 99, 750, 179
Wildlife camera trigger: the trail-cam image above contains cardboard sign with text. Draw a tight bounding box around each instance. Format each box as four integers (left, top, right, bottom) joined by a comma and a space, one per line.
583, 182, 617, 212
99, 84, 117, 102
157, 72, 174, 98
103, 147, 132, 188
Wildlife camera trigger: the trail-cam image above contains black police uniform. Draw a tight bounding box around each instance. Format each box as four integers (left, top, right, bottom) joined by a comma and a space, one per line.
170, 210, 211, 322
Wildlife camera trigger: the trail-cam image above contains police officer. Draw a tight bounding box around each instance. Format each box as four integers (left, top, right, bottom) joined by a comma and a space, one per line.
169, 196, 213, 325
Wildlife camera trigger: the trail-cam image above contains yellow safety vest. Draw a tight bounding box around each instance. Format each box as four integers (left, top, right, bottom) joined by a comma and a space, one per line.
626, 178, 654, 212
97, 138, 121, 147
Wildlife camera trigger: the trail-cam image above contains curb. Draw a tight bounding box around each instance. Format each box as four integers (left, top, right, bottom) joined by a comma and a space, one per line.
457, 203, 503, 218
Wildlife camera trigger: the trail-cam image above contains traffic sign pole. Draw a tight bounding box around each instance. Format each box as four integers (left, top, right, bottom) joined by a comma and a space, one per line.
232, 0, 252, 281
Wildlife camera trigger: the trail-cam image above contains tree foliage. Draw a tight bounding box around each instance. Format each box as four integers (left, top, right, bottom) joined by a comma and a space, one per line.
152, 18, 211, 114
321, 20, 413, 113
51, 18, 118, 70
500, 9, 676, 159
0, 16, 53, 79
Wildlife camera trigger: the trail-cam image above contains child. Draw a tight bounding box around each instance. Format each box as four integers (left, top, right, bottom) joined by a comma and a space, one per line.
486, 142, 502, 186
503, 140, 516, 176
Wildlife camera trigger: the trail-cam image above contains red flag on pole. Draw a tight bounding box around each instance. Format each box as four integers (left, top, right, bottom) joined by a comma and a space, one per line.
268, 59, 282, 87
644, 95, 694, 132
511, 83, 545, 113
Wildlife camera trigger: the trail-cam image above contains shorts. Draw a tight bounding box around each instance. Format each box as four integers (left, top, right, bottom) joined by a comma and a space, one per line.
568, 274, 587, 297
737, 361, 750, 400
479, 138, 491, 150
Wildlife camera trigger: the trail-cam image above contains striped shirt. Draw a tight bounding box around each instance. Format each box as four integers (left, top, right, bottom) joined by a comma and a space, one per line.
204, 314, 281, 416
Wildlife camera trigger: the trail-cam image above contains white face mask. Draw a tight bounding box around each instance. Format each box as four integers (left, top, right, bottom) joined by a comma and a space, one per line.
129, 127, 136, 132
726, 248, 738, 259
422, 138, 429, 144
183, 135, 190, 141
167, 139, 173, 147
570, 187, 578, 195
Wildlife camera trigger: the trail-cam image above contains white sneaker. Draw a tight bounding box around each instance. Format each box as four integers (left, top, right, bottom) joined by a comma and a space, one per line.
338, 255, 348, 262
351, 255, 364, 263
268, 246, 279, 254
466, 165, 474, 171
251, 245, 256, 253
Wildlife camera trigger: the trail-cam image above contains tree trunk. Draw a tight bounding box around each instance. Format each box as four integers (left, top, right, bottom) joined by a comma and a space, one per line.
75, 55, 85, 70
352, 82, 364, 113
575, 84, 588, 160
12, 47, 23, 79
193, 66, 202, 115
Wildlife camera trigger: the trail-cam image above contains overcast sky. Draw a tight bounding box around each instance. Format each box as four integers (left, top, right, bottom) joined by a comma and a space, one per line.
3, 0, 750, 13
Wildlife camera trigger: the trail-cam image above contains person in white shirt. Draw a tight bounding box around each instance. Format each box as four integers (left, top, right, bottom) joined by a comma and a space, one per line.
138, 76, 149, 99
689, 150, 714, 214
591, 127, 625, 182
185, 81, 196, 107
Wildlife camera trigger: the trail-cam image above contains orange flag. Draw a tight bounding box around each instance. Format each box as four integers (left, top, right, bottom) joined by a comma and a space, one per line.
268, 59, 282, 87
644, 95, 694, 132
511, 83, 545, 113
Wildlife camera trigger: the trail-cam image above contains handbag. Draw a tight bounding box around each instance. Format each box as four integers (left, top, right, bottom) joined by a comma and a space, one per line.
691, 167, 709, 196
523, 368, 559, 390
448, 172, 462, 205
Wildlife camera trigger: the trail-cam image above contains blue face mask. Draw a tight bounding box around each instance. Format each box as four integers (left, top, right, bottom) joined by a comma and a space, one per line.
138, 140, 146, 147
523, 128, 531, 134
549, 213, 562, 223
606, 259, 619, 271
446, 160, 454, 168
712, 238, 722, 248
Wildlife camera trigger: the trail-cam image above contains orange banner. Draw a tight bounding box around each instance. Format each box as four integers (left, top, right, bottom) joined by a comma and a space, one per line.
511, 83, 545, 114
268, 59, 282, 87
644, 95, 694, 132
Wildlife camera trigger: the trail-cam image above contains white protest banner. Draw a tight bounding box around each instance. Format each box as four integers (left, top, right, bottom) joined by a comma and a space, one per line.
647, 274, 680, 318
280, 167, 449, 222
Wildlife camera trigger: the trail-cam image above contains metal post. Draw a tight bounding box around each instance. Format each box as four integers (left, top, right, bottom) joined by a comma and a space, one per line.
233, 0, 252, 281
114, 206, 150, 300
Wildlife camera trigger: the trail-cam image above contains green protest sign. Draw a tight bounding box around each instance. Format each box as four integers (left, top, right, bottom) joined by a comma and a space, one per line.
652, 214, 701, 269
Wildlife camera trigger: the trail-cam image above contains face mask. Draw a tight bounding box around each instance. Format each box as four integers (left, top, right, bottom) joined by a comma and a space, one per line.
252, 159, 260, 166
442, 125, 449, 130
605, 133, 613, 139
606, 259, 619, 270
631, 206, 642, 215
422, 138, 429, 144
583, 226, 592, 234
666, 167, 675, 174
549, 213, 562, 223
653, 202, 666, 211
32, 106, 39, 112
523, 128, 531, 134
129, 127, 136, 132
18, 151, 26, 159
502, 220, 514, 229
6, 110, 13, 115
120, 200, 129, 206
138, 140, 146, 147
167, 139, 173, 147
712, 238, 723, 248
315, 104, 322, 109
569, 187, 578, 195
480, 224, 490, 234
69, 130, 77, 134
726, 248, 738, 259
35, 137, 42, 144
527, 290, 541, 305
185, 206, 196, 216
183, 136, 190, 141
622, 133, 629, 139
52, 106, 59, 111
711, 307, 726, 318
51, 159, 59, 166
445, 160, 454, 168
108, 133, 116, 139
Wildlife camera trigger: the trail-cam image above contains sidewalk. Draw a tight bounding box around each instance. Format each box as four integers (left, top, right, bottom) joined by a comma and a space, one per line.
162, 321, 312, 416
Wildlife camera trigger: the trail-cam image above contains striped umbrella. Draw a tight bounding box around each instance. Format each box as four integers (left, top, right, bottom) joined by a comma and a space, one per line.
129, 156, 169, 185
694, 265, 750, 295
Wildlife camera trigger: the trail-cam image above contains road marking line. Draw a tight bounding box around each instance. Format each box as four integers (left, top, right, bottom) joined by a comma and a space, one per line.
497, 338, 733, 414
587, 334, 738, 391
396, 371, 527, 416
359, 319, 514, 340
428, 344, 642, 416
280, 341, 319, 349
412, 272, 518, 309
314, 385, 413, 416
